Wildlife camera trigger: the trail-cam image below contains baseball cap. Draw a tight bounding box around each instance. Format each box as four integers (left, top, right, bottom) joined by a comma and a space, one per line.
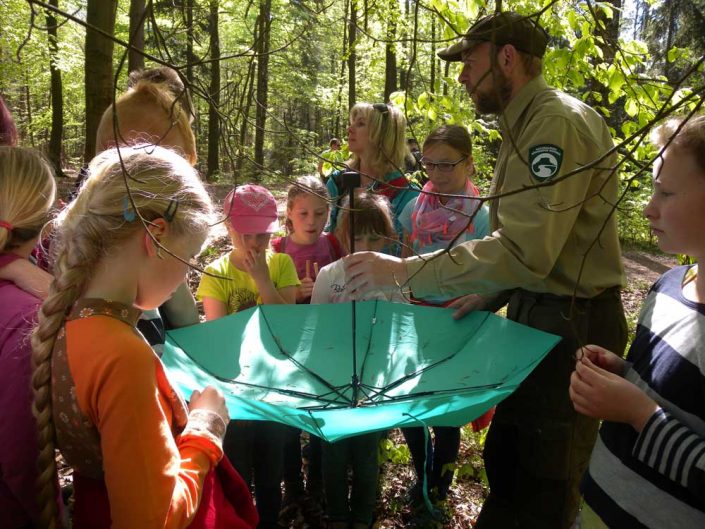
438, 11, 549, 62
224, 184, 279, 234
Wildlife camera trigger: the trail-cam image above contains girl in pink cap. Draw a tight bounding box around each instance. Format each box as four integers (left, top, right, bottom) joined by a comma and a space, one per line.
196, 183, 300, 529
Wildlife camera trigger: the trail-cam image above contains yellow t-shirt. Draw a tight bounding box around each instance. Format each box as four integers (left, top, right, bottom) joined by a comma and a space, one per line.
196, 251, 300, 314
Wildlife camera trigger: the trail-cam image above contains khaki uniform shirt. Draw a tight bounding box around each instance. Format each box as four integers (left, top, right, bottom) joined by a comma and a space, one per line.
407, 75, 625, 299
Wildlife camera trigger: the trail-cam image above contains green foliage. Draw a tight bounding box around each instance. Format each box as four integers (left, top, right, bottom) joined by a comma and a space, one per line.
379, 436, 411, 465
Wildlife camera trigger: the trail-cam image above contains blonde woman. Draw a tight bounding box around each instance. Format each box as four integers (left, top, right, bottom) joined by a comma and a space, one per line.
0, 147, 57, 528
326, 103, 418, 252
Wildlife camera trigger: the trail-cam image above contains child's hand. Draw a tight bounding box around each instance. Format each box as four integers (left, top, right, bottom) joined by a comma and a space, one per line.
296, 277, 315, 302
189, 386, 229, 425
0, 259, 52, 299
570, 356, 658, 432
242, 249, 269, 282
576, 344, 626, 375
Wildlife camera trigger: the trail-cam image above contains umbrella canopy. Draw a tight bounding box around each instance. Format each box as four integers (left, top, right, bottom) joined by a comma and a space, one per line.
162, 300, 559, 442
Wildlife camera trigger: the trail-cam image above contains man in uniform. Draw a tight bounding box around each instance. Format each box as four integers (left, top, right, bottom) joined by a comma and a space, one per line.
344, 11, 628, 529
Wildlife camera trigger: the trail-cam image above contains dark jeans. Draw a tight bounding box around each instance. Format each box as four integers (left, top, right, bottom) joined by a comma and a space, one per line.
224, 420, 286, 529
475, 288, 627, 529
402, 426, 461, 500
322, 432, 381, 526
282, 426, 323, 497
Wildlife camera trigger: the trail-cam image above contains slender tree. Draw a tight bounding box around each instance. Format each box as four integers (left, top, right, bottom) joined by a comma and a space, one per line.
128, 0, 146, 73
83, 0, 117, 163
253, 0, 272, 176
45, 0, 64, 176
207, 0, 220, 179
348, 0, 357, 108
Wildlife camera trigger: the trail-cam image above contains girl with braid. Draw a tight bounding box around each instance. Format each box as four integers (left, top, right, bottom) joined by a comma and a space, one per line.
30, 146, 257, 529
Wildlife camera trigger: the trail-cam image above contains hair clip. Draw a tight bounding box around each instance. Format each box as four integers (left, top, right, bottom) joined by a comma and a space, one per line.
122, 197, 136, 222
163, 199, 179, 222
372, 103, 389, 114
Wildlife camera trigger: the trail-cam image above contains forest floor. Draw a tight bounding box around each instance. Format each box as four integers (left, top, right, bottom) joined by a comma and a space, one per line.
54, 179, 678, 528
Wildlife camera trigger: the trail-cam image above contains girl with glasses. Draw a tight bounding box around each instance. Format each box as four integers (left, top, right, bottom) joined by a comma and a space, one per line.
397, 125, 492, 524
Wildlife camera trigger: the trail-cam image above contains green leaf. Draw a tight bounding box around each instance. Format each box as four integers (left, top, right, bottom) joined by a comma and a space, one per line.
624, 99, 638, 117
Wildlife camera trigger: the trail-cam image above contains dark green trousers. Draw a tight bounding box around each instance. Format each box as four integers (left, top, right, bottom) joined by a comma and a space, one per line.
475, 288, 627, 529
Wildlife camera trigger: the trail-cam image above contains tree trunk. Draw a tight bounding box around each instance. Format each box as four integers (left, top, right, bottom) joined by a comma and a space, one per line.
128, 0, 146, 73
234, 55, 257, 179
348, 0, 357, 109
84, 0, 117, 163
23, 81, 34, 146
186, 0, 195, 86
430, 16, 436, 93
589, 0, 621, 120
383, 16, 397, 102
253, 0, 272, 177
206, 0, 220, 180
46, 0, 64, 176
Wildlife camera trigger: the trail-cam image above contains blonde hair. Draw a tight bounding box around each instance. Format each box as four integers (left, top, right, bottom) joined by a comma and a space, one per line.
284, 174, 330, 233
652, 115, 705, 173
336, 190, 396, 252
30, 145, 213, 528
0, 147, 55, 253
96, 80, 197, 165
348, 103, 408, 175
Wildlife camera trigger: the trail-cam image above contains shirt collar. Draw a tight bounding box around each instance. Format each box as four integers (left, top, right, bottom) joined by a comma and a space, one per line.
68, 298, 143, 327
498, 75, 549, 133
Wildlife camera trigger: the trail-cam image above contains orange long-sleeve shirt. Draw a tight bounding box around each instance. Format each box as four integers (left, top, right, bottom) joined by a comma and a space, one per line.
52, 299, 224, 529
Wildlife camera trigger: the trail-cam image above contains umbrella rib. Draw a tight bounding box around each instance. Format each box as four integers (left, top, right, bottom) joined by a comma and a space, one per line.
166, 332, 350, 406
357, 299, 379, 385
258, 307, 351, 402
364, 312, 493, 401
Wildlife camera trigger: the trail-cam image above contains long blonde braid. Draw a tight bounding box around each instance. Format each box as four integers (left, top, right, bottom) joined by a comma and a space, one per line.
31, 145, 214, 529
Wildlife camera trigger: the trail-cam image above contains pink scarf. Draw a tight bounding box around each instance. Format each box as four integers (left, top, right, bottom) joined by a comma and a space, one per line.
410, 179, 481, 249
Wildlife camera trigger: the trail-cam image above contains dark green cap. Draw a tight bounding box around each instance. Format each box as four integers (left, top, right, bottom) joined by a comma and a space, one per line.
438, 12, 549, 62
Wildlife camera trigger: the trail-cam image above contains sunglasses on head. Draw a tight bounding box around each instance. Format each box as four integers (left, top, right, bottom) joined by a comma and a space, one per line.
372, 103, 389, 115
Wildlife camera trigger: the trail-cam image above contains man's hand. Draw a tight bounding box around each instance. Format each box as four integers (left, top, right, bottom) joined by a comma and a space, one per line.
344, 252, 408, 298
447, 294, 488, 320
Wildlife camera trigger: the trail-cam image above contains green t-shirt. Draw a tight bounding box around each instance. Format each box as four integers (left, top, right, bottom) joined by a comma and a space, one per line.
196, 251, 300, 314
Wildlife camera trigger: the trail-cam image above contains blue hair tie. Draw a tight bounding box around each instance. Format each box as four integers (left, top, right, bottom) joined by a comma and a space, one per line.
122, 196, 136, 222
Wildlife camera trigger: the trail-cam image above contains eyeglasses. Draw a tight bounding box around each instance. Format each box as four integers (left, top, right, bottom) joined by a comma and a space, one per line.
420, 156, 468, 173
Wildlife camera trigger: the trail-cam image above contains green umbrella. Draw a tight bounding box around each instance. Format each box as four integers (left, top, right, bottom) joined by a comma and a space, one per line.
162, 300, 559, 442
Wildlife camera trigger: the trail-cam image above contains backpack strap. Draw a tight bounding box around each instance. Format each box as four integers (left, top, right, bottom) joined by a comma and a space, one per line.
325, 232, 345, 260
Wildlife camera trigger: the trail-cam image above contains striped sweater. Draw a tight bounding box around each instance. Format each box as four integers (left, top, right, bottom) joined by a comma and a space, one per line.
581, 265, 705, 528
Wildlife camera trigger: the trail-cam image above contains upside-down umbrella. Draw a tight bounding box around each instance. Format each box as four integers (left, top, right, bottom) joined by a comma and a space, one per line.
162, 300, 559, 442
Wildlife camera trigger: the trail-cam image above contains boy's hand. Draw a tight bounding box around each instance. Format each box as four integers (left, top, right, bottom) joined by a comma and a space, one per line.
296, 277, 315, 302
570, 356, 658, 432
576, 344, 626, 375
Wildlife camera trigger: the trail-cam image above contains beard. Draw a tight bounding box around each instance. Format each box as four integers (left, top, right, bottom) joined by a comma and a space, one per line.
470, 68, 513, 116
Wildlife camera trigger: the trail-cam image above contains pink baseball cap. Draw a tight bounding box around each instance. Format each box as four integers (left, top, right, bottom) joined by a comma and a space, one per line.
224, 184, 279, 234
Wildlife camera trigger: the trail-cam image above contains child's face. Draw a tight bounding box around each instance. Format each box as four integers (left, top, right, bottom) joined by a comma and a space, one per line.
421, 143, 472, 197
288, 194, 329, 245
230, 228, 271, 254
644, 149, 705, 259
352, 232, 387, 253
137, 230, 204, 310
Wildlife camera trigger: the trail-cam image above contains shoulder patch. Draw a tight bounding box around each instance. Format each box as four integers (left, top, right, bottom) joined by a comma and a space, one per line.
529, 144, 563, 181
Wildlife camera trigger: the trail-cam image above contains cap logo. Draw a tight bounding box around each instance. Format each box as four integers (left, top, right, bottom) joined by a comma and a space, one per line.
239, 188, 271, 211
529, 144, 563, 181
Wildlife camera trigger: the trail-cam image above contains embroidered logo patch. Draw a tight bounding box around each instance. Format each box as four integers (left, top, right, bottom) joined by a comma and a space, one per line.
529, 144, 563, 181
